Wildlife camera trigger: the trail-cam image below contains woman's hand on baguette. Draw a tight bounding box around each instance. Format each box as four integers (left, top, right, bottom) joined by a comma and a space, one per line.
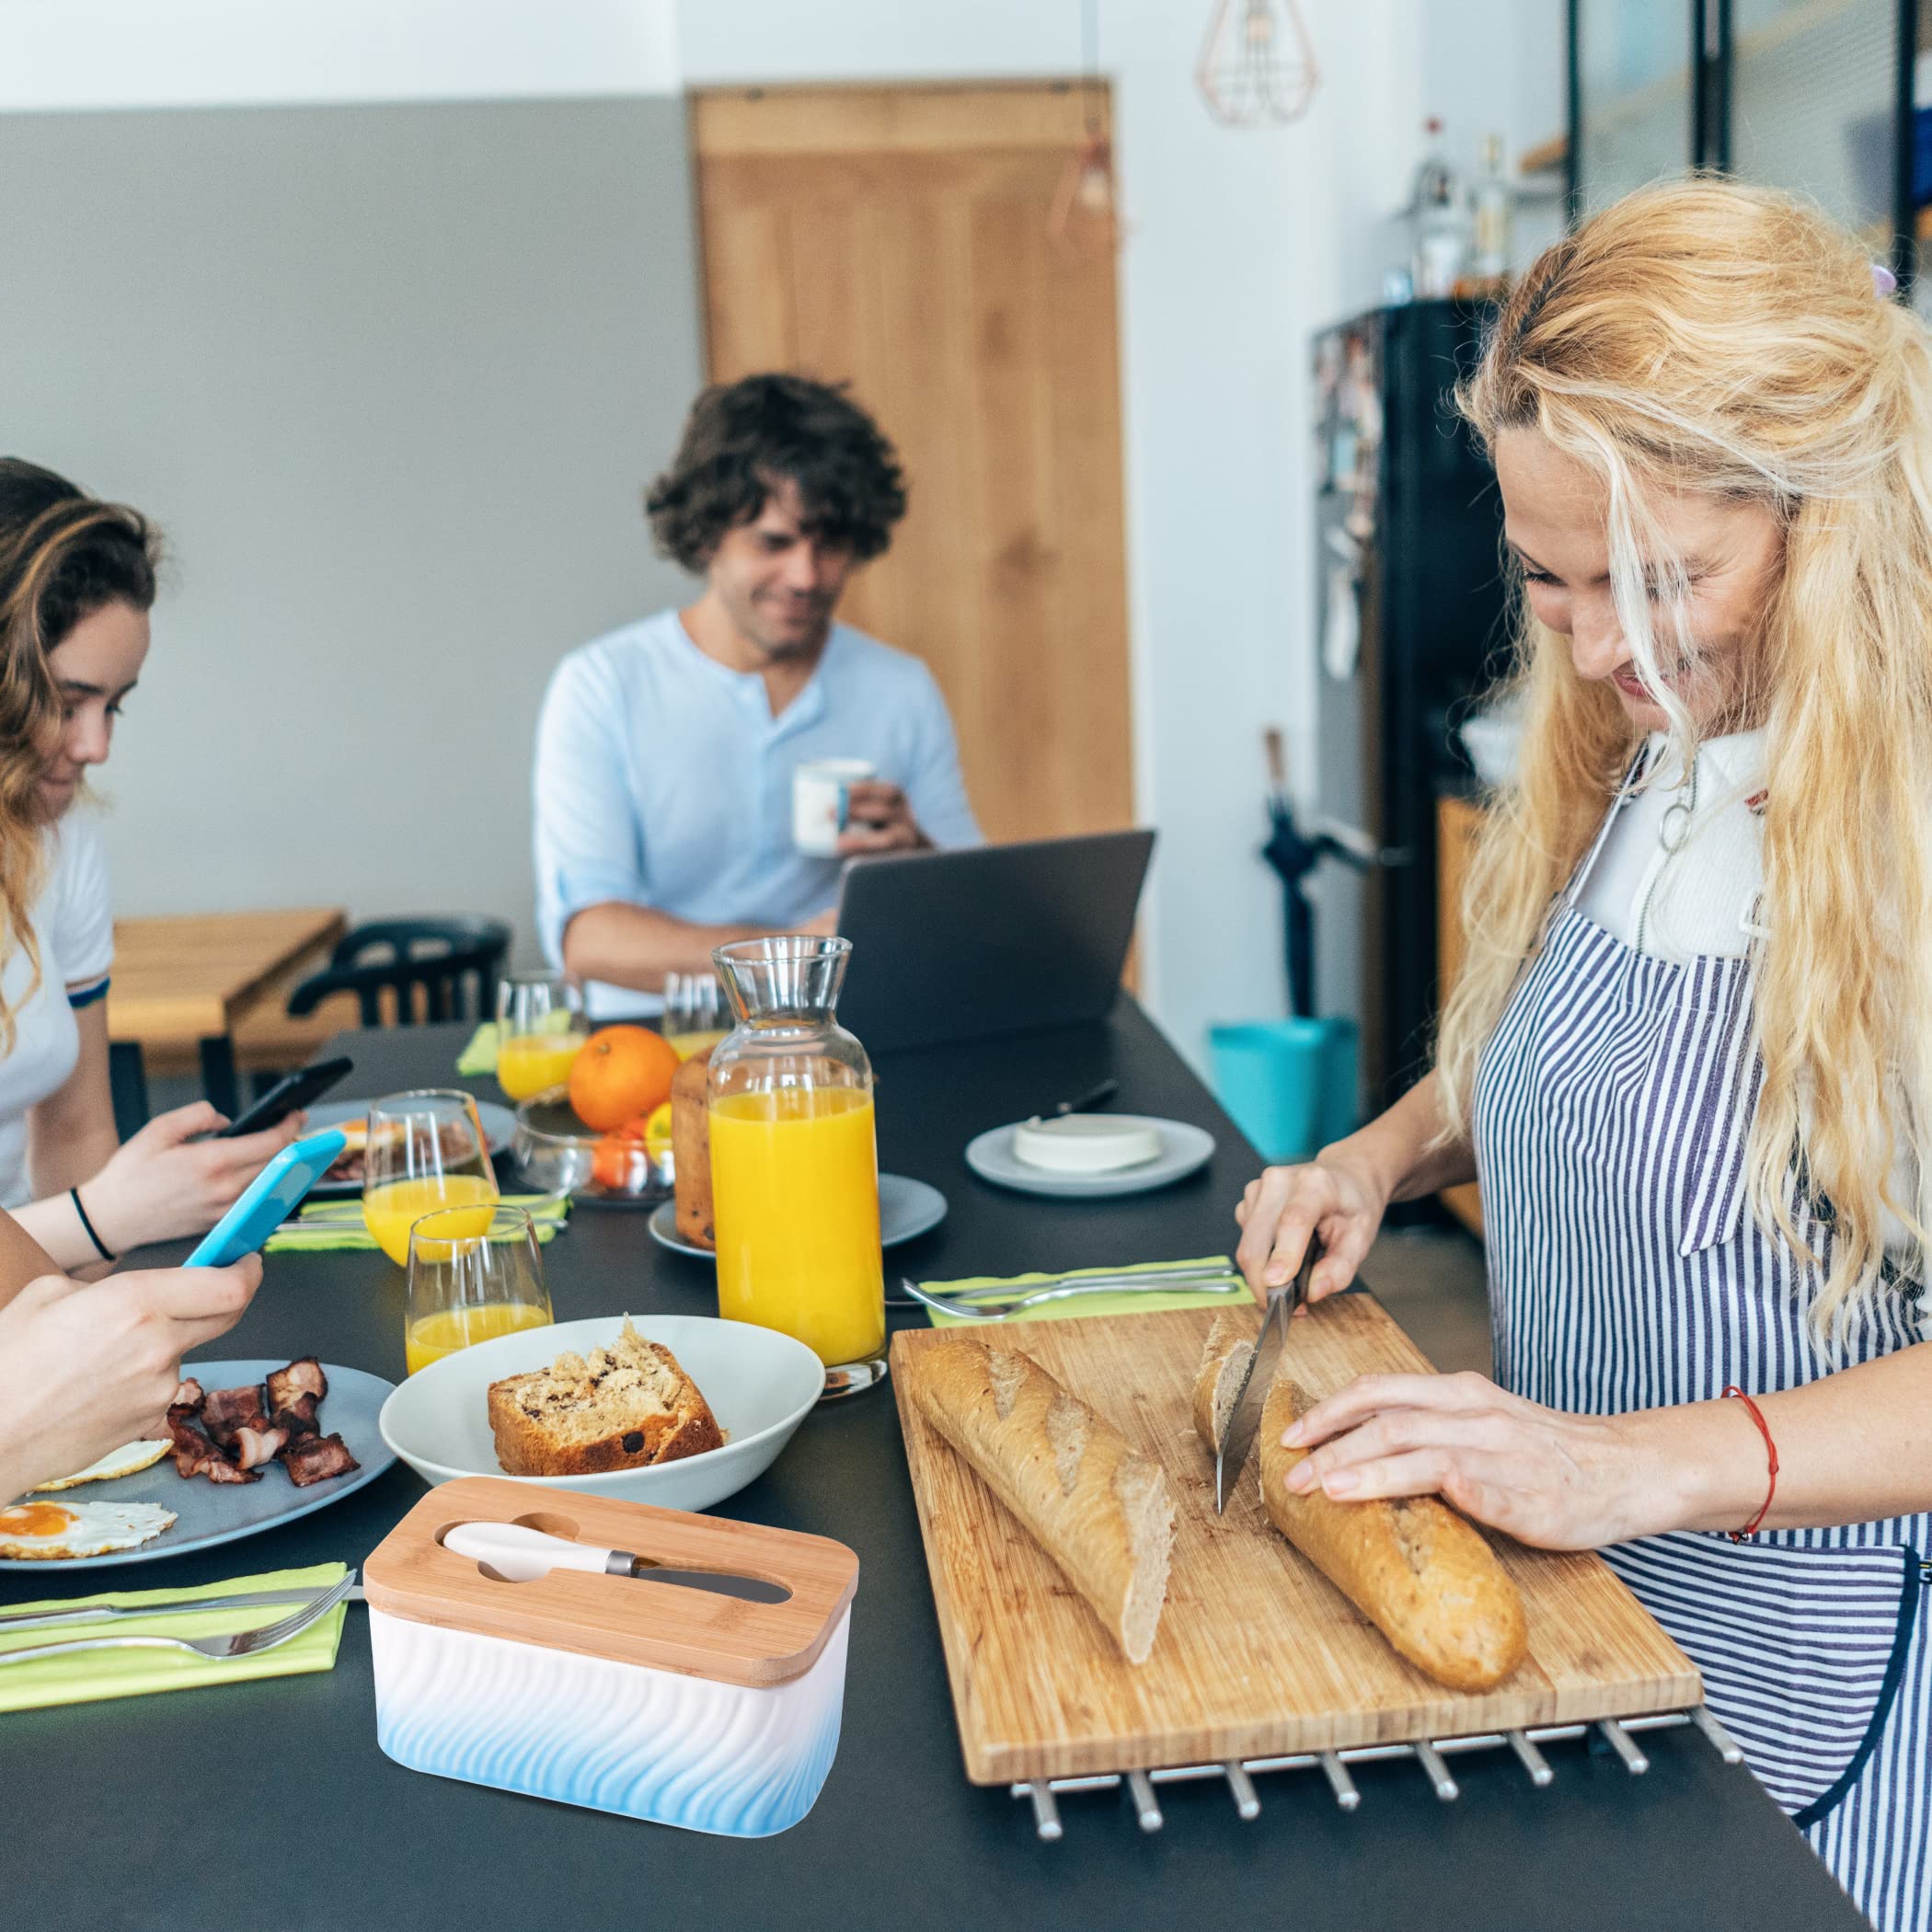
1236, 1145, 1389, 1307
1278, 1371, 1656, 1551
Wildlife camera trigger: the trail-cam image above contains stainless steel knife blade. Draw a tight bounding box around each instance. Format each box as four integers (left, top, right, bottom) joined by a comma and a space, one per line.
1214, 1237, 1320, 1512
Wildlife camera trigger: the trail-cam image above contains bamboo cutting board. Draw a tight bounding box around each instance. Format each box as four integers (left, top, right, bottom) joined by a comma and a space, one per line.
891, 1296, 1700, 1784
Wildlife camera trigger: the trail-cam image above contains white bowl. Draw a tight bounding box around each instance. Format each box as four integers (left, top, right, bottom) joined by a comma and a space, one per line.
376, 1315, 825, 1512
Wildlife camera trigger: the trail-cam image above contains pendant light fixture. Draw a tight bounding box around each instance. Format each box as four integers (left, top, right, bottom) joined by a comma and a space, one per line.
1196, 0, 1319, 128
1049, 0, 1119, 253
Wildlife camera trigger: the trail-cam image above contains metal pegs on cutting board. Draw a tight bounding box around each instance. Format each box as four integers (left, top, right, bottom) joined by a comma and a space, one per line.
1008, 1706, 1746, 1842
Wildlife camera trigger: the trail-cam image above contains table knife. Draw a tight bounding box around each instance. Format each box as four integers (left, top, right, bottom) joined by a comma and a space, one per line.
1213, 1237, 1320, 1513
443, 1521, 790, 1604
0, 1579, 352, 1636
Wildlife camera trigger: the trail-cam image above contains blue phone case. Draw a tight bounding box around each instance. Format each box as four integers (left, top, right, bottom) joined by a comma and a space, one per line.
182, 1128, 350, 1268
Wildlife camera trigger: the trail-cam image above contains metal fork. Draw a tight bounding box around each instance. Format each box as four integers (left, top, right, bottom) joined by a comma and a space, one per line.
0, 1570, 355, 1668
897, 1274, 1247, 1322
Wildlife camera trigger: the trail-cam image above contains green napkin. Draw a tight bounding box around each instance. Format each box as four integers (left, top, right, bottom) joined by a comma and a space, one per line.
455, 1021, 500, 1076
264, 1192, 570, 1253
920, 1255, 1248, 1326
0, 1562, 349, 1712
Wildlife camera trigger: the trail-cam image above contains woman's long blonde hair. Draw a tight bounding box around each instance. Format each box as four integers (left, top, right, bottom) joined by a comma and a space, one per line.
1440, 177, 1932, 1340
0, 463, 156, 1052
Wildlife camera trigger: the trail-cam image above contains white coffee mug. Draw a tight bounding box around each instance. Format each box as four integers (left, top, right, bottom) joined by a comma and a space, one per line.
793, 758, 878, 857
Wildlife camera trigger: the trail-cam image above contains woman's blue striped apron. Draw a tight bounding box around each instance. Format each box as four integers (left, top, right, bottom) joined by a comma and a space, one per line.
1472, 780, 1932, 1932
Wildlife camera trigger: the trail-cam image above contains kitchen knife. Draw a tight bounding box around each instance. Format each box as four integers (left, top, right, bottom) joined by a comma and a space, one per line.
1214, 1236, 1321, 1513
443, 1520, 792, 1604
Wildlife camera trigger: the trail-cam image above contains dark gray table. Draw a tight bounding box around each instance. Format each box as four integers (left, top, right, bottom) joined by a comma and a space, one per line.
3, 1004, 1864, 1932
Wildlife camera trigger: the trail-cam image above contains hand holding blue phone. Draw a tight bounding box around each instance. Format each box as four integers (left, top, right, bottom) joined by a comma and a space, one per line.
183, 1130, 349, 1268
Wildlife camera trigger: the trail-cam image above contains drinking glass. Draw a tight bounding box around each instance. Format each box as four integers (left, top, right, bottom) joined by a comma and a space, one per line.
404, 1204, 553, 1375
362, 1089, 500, 1267
496, 971, 588, 1101
662, 969, 730, 1061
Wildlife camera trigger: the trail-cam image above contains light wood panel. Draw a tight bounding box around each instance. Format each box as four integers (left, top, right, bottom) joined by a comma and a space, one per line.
1436, 794, 1485, 1236
108, 907, 347, 1050
891, 1298, 1697, 1784
691, 83, 1133, 846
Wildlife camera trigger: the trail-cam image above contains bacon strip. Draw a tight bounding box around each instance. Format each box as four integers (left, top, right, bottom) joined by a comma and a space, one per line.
282, 1432, 359, 1487
165, 1404, 256, 1484
266, 1359, 328, 1410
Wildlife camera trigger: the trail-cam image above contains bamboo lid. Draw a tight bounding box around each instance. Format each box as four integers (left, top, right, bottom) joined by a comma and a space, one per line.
363, 1477, 858, 1688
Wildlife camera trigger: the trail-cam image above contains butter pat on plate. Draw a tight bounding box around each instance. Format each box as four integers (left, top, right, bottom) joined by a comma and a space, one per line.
1011, 1114, 1162, 1175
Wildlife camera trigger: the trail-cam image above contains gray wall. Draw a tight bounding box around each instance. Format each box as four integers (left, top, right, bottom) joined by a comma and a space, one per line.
0, 97, 704, 959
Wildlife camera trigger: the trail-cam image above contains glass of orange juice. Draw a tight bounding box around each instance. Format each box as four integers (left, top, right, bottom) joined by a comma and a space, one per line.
707, 936, 884, 1398
496, 972, 588, 1101
362, 1089, 499, 1266
661, 969, 730, 1061
405, 1204, 553, 1375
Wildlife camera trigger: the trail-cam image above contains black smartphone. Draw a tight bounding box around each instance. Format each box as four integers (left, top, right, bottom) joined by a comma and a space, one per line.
216, 1057, 354, 1139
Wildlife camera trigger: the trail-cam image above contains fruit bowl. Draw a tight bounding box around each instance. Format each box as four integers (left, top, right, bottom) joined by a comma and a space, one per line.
512, 1090, 672, 1205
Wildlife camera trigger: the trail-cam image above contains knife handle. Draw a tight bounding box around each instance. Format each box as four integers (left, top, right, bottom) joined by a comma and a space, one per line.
443, 1521, 626, 1582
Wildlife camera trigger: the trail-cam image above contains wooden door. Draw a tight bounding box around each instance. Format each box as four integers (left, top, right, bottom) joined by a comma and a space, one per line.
690, 82, 1133, 845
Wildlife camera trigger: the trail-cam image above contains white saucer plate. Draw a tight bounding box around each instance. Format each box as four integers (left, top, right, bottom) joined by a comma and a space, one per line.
963, 1114, 1216, 1199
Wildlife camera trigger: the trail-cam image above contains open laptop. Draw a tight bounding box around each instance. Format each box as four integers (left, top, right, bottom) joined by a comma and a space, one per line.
834, 829, 1156, 1054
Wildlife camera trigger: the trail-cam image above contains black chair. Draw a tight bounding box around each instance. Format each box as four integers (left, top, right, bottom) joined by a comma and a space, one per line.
286, 917, 512, 1029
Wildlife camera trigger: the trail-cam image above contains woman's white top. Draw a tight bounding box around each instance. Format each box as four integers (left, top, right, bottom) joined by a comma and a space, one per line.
1578, 728, 1767, 961
0, 815, 113, 1208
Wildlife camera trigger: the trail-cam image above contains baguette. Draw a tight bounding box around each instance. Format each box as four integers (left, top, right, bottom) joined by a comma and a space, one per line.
912, 1337, 1174, 1665
1192, 1310, 1256, 1454
1259, 1369, 1527, 1691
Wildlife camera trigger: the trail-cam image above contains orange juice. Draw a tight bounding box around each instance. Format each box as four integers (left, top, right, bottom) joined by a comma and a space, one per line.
663, 1029, 730, 1061
405, 1300, 552, 1375
709, 1086, 883, 1365
363, 1173, 498, 1266
497, 1031, 584, 1100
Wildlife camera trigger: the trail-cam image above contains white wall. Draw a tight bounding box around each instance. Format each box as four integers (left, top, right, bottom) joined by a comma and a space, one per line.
0, 0, 679, 109
680, 0, 1563, 1073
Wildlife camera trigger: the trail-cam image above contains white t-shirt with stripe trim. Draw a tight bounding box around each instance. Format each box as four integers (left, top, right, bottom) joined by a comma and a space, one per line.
0, 811, 113, 1208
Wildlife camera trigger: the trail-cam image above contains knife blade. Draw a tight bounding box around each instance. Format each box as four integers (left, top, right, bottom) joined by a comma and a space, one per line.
1214, 1236, 1320, 1512
0, 1581, 349, 1636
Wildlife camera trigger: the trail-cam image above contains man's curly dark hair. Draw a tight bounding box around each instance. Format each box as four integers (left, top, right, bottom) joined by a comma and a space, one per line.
645, 374, 907, 573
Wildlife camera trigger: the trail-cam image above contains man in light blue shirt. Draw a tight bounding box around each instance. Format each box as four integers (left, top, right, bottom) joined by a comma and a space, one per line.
534, 374, 981, 1014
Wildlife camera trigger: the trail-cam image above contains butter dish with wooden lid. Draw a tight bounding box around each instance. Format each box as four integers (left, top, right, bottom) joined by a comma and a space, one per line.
363, 1476, 858, 1836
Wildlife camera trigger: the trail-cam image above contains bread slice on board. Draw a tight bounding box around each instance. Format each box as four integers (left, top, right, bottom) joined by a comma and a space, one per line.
1258, 1368, 1527, 1692
911, 1335, 1175, 1665
1192, 1310, 1256, 1455
489, 1319, 723, 1477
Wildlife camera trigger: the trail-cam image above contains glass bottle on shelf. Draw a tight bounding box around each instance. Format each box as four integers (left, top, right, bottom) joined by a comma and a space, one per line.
1472, 132, 1512, 282
707, 936, 885, 1399
1410, 117, 1470, 299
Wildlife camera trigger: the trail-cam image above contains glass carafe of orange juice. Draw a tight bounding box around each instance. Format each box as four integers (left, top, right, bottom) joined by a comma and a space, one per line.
708, 936, 884, 1398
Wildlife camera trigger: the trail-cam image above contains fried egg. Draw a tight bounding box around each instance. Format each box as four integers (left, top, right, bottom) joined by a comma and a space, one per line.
0, 1498, 178, 1559
34, 1440, 170, 1492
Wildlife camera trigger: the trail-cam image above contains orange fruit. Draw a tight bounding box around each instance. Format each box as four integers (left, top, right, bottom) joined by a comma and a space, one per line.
569, 1025, 681, 1132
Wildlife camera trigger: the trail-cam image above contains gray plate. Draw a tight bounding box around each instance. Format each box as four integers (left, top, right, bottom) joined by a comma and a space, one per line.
648, 1172, 949, 1259
0, 1360, 397, 1570
963, 1115, 1217, 1198
305, 1098, 517, 1197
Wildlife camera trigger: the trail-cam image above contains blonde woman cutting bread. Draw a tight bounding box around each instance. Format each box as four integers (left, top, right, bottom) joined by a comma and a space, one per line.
1236, 180, 1932, 1929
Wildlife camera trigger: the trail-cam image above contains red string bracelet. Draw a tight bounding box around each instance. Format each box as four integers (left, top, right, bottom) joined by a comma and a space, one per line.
1722, 1386, 1778, 1541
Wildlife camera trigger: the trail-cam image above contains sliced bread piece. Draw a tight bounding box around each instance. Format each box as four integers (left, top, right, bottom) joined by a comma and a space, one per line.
488, 1318, 724, 1477
1191, 1310, 1256, 1455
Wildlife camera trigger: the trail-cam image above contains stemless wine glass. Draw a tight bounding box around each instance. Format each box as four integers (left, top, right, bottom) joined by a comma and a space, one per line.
362, 1089, 500, 1267
404, 1204, 553, 1375
662, 969, 730, 1061
496, 970, 589, 1101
